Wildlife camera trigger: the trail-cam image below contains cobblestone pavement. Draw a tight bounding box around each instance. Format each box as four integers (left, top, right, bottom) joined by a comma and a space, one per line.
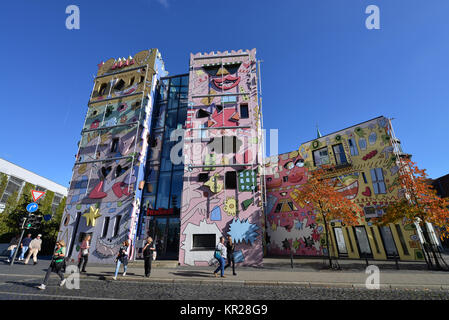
0, 273, 448, 300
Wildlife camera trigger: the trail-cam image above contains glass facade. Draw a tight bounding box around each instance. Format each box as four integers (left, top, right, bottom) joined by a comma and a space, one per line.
137, 74, 188, 259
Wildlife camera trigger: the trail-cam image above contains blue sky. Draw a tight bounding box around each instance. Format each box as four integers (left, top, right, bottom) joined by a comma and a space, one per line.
1, 0, 448, 187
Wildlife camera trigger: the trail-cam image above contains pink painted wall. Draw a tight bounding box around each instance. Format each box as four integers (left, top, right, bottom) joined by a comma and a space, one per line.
179, 49, 264, 266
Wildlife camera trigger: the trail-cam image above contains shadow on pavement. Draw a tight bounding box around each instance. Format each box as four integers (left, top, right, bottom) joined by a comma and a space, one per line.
169, 270, 216, 278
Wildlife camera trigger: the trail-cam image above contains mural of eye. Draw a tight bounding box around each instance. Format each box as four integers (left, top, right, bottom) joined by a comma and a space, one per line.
284, 161, 294, 170
295, 159, 305, 167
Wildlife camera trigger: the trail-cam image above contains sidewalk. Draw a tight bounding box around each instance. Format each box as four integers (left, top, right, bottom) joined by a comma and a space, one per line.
74, 257, 449, 290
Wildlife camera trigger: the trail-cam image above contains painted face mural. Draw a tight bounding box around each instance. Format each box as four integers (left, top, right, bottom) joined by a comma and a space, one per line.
179, 49, 263, 267
264, 152, 324, 256
204, 64, 241, 91
333, 173, 360, 200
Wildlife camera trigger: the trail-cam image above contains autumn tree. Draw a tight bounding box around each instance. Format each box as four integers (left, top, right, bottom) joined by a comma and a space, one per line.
292, 166, 363, 268
381, 158, 449, 269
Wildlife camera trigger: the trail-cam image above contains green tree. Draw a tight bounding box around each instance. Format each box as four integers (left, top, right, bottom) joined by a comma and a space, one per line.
40, 196, 66, 255
0, 173, 7, 198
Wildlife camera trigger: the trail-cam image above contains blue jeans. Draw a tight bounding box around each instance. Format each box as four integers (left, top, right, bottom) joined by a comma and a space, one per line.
9, 247, 17, 259
114, 260, 128, 277
214, 257, 226, 276
19, 246, 29, 260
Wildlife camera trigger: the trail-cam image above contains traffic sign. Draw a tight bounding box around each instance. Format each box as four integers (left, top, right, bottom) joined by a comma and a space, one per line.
31, 190, 45, 202
44, 214, 52, 221
26, 202, 38, 213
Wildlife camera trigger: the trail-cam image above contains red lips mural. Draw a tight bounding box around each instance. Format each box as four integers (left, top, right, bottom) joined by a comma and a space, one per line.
213, 75, 240, 90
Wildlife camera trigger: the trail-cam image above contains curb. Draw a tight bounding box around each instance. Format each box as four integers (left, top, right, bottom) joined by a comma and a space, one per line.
90, 275, 449, 290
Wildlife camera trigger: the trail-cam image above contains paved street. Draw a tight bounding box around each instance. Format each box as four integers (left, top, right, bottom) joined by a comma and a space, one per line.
0, 272, 448, 300
1, 257, 449, 300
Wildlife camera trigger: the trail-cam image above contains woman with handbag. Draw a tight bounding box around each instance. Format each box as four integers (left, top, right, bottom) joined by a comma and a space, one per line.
143, 237, 156, 277
37, 240, 66, 290
213, 236, 227, 278
78, 234, 91, 273
113, 240, 129, 280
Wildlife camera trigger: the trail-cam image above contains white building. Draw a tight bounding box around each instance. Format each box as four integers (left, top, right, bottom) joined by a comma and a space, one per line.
0, 158, 68, 213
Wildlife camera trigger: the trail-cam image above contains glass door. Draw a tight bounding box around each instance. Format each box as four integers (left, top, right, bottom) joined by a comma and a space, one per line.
379, 226, 398, 258
154, 217, 168, 258
333, 227, 348, 255
165, 217, 180, 260
354, 226, 373, 258
147, 215, 180, 260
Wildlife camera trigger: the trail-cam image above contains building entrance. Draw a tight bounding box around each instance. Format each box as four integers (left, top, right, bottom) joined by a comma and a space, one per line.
148, 215, 180, 260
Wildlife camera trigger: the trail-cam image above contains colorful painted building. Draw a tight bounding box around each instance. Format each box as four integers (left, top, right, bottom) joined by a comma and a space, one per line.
265, 116, 426, 262
58, 49, 167, 263
178, 49, 265, 266
135, 74, 189, 260
58, 48, 429, 265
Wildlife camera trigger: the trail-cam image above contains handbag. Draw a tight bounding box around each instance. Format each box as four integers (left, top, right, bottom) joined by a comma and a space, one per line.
214, 250, 221, 260
152, 251, 157, 261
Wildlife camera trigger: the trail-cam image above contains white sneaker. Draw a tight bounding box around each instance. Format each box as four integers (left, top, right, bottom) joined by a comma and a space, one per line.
112, 276, 117, 280
59, 279, 66, 287
6, 259, 10, 263
37, 284, 46, 290
122, 272, 126, 276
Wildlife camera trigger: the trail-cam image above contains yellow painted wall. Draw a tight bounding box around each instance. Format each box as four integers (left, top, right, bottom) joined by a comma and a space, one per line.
297, 116, 424, 261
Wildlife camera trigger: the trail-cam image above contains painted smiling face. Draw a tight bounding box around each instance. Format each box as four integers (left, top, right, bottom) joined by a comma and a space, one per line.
204, 63, 241, 91
333, 173, 360, 200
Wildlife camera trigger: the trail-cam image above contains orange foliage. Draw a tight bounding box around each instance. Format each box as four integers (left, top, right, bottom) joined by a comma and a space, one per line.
382, 158, 449, 239
293, 166, 362, 226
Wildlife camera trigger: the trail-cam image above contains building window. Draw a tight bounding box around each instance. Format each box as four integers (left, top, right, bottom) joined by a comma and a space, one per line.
370, 168, 386, 194
129, 77, 135, 86
101, 217, 110, 238
111, 138, 119, 153
99, 83, 107, 96
286, 201, 297, 211
283, 176, 288, 182
361, 172, 367, 184
221, 95, 237, 104
113, 216, 121, 237
192, 234, 216, 250
348, 138, 359, 156
198, 173, 209, 182
313, 147, 330, 166
274, 203, 283, 213
114, 79, 125, 91
225, 171, 237, 189
240, 104, 249, 119
332, 144, 348, 165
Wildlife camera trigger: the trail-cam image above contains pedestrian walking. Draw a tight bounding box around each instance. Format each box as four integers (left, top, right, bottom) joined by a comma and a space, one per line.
113, 240, 129, 280
24, 234, 42, 265
213, 236, 227, 278
224, 235, 237, 276
36, 240, 66, 290
6, 234, 20, 263
143, 237, 156, 277
18, 233, 32, 261
78, 234, 91, 273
